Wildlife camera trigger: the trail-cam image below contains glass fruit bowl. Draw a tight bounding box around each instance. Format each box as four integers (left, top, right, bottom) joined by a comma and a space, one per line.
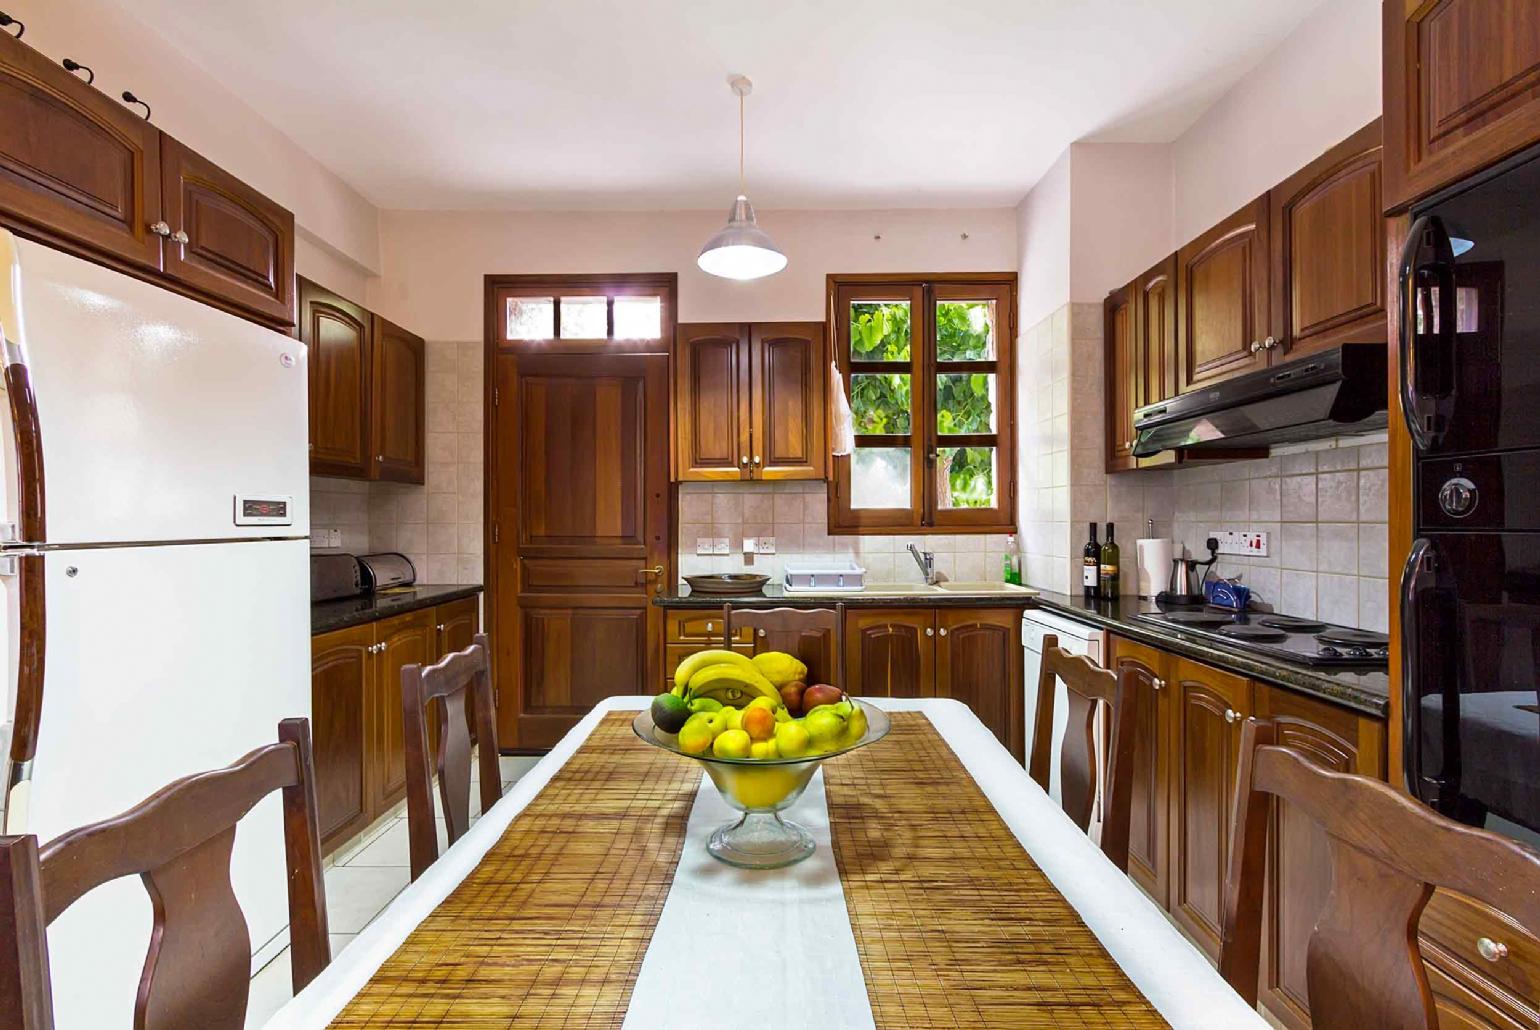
631, 699, 890, 868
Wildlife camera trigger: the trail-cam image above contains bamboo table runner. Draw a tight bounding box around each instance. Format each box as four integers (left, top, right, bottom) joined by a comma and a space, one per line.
329, 714, 698, 1028
823, 712, 1169, 1028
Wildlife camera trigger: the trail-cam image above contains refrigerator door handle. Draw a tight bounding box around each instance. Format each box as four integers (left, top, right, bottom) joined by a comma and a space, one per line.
0, 324, 45, 544
1398, 214, 1456, 452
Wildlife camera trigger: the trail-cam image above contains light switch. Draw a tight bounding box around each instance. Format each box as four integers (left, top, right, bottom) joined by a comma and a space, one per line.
695, 537, 714, 556
756, 537, 776, 554
742, 537, 757, 555
711, 537, 730, 555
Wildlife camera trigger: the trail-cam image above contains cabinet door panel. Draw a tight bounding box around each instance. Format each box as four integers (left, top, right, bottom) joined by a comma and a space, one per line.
750, 322, 826, 480
0, 33, 163, 272
1384, 0, 1540, 209
311, 624, 372, 851
1108, 636, 1171, 906
1177, 198, 1270, 393
372, 609, 437, 811
1170, 656, 1249, 957
935, 609, 1021, 759
435, 596, 481, 748
845, 609, 933, 699
160, 135, 294, 325
372, 315, 426, 483
1105, 285, 1137, 473
1270, 121, 1385, 361
302, 277, 372, 478
675, 323, 749, 480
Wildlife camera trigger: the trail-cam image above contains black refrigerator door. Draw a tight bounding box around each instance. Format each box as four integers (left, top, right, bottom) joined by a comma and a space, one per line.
1403, 533, 1540, 838
1404, 146, 1540, 456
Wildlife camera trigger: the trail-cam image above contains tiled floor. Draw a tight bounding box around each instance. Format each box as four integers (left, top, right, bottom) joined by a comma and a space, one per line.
245, 754, 541, 1028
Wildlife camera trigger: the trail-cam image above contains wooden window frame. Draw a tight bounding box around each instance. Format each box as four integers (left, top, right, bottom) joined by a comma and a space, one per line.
486, 272, 677, 355
827, 272, 1017, 535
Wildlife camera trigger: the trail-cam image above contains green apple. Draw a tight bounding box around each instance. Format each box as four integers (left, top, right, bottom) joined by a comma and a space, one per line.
774, 720, 812, 758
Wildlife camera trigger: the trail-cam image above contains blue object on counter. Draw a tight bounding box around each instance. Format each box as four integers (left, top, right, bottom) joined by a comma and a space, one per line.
1205, 577, 1251, 611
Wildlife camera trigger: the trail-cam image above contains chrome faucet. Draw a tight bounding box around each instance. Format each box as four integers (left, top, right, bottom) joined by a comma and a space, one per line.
907, 543, 938, 585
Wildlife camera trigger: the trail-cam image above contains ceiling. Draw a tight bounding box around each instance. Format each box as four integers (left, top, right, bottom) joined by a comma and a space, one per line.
122, 0, 1324, 211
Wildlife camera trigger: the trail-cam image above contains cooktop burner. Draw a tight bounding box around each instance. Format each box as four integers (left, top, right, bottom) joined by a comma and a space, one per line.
1131, 606, 1388, 669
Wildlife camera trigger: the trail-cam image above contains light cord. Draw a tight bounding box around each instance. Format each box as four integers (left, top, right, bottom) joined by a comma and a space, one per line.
738, 91, 745, 195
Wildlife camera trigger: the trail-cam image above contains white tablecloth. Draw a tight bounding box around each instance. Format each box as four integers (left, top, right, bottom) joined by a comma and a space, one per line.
268, 697, 1262, 1029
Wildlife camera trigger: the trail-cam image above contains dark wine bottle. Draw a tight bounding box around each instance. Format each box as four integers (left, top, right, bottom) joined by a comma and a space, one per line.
1082, 522, 1100, 600
1099, 522, 1121, 599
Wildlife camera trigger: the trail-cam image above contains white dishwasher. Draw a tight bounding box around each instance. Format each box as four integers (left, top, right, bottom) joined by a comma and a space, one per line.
1021, 608, 1107, 805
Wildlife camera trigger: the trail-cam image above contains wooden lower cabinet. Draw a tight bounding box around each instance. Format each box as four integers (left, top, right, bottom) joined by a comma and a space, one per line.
1108, 637, 1172, 906
934, 609, 1022, 761
845, 608, 934, 701
311, 597, 482, 855
1420, 891, 1540, 1030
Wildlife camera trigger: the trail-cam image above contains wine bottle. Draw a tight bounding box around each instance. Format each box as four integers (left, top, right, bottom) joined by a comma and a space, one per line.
1099, 522, 1121, 599
1082, 522, 1100, 600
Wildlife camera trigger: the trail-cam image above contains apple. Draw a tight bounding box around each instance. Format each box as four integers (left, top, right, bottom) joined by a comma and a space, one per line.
779, 681, 806, 713
802, 683, 843, 712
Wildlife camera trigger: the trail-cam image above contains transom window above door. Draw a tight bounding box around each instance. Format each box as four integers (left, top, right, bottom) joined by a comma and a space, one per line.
829, 273, 1017, 534
496, 276, 674, 345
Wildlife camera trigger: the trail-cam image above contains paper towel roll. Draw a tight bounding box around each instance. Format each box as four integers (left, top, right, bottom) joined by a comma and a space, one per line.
1135, 538, 1173, 599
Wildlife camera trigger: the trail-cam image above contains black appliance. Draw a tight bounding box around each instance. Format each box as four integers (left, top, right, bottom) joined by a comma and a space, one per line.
1401, 142, 1540, 843
1133, 608, 1389, 669
1131, 343, 1387, 458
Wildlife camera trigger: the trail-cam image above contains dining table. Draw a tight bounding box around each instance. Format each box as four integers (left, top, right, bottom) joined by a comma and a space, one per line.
267, 696, 1263, 1029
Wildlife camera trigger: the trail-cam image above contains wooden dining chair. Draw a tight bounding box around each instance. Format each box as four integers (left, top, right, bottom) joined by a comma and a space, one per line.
0, 719, 329, 1030
401, 632, 500, 881
1218, 716, 1540, 1027
722, 604, 846, 690
1028, 634, 1136, 871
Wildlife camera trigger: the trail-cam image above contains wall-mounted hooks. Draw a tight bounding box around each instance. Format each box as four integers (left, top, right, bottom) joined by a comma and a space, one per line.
121, 90, 151, 121
61, 58, 94, 85
873, 233, 883, 241
960, 232, 970, 241
0, 12, 24, 38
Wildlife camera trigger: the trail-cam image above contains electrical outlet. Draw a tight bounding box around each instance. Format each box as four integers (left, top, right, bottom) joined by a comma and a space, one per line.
756, 537, 776, 554
695, 537, 714, 556
711, 537, 730, 555
1212, 530, 1269, 557
323, 528, 342, 548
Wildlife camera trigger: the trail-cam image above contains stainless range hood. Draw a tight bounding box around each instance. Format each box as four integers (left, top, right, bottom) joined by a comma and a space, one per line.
1132, 343, 1388, 458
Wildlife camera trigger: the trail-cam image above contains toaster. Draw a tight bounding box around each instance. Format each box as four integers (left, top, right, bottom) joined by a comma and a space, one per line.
358, 552, 417, 591
311, 553, 364, 602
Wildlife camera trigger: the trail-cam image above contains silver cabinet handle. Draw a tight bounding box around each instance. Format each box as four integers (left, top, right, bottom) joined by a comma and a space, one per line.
435, 623, 445, 632
170, 229, 189, 245
756, 628, 766, 638
1249, 340, 1262, 354
740, 455, 750, 465
1224, 708, 1241, 724
149, 220, 172, 237
939, 627, 948, 636
1263, 335, 1278, 350
752, 455, 761, 465
925, 627, 934, 637
1477, 937, 1509, 962
704, 621, 714, 633
1152, 677, 1165, 691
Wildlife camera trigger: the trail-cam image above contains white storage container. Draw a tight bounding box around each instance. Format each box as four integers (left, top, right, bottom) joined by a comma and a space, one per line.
782, 561, 867, 593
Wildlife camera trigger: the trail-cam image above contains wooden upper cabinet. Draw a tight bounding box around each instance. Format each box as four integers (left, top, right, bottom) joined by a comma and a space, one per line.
159, 135, 294, 326
1108, 636, 1172, 907
675, 323, 749, 480
302, 277, 373, 478
1137, 256, 1178, 407
934, 608, 1021, 759
1270, 121, 1386, 361
371, 315, 426, 483
845, 608, 933, 699
1176, 196, 1271, 394
1384, 0, 1540, 210
1104, 284, 1137, 473
749, 322, 826, 480
0, 32, 162, 272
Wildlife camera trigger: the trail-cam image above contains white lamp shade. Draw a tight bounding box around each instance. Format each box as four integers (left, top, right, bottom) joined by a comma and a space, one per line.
697, 195, 787, 280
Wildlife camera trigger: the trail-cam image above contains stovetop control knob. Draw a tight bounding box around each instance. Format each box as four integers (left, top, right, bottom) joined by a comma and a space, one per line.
1319, 645, 1341, 657
1346, 645, 1369, 657
1439, 476, 1478, 518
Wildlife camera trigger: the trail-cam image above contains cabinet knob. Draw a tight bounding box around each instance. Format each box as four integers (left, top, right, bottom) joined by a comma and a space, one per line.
938, 626, 948, 636
1249, 340, 1262, 354
704, 621, 714, 632
756, 628, 766, 638
1477, 937, 1509, 962
1152, 677, 1165, 691
1263, 335, 1278, 350
1224, 708, 1241, 724
752, 455, 761, 465
436, 623, 445, 632
170, 229, 189, 245
740, 455, 750, 465
149, 220, 172, 237
376, 454, 384, 463
925, 627, 934, 637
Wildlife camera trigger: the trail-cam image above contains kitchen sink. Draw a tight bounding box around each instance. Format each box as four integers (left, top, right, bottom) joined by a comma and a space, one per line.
934, 581, 1039, 594
856, 582, 943, 594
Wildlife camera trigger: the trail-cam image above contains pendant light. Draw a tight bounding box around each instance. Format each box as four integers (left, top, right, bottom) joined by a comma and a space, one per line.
698, 75, 787, 281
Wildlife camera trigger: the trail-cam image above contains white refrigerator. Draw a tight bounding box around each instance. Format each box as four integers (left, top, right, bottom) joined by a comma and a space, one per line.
0, 230, 311, 1028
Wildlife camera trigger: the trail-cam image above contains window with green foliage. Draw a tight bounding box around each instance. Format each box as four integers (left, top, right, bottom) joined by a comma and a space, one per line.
829, 276, 1016, 533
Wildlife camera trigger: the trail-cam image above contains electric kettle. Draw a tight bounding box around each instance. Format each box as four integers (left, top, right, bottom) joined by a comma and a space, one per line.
1163, 538, 1219, 605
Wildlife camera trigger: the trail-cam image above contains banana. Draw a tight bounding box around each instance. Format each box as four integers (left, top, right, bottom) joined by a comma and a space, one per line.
672, 648, 757, 691
686, 663, 781, 707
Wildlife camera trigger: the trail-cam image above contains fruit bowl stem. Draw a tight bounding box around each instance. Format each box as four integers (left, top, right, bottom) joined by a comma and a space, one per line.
707, 810, 816, 868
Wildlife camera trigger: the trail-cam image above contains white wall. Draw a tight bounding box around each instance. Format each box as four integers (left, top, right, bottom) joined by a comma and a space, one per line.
1069, 142, 1175, 302
1172, 0, 1382, 244
372, 207, 1017, 339
1014, 151, 1072, 332
12, 0, 382, 278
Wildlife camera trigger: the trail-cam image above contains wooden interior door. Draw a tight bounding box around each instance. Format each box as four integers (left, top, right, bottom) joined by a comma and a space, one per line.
1104, 285, 1137, 472
845, 609, 933, 698
371, 314, 426, 483
302, 277, 372, 478
0, 32, 164, 272
310, 624, 372, 852
1176, 197, 1270, 393
1109, 636, 1172, 906
1169, 656, 1250, 958
749, 322, 826, 479
1270, 120, 1385, 361
494, 351, 669, 749
159, 135, 295, 325
675, 323, 749, 481
934, 608, 1021, 759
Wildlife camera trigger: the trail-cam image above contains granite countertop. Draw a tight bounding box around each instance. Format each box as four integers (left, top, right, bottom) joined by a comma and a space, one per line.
653, 582, 1041, 609
1029, 590, 1390, 718
312, 583, 483, 635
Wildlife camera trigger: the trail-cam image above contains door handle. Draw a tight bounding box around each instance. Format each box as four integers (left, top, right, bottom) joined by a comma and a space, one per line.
638, 565, 664, 591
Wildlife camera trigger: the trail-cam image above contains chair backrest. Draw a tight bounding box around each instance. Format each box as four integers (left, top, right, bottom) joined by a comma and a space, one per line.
1219, 716, 1540, 1028
0, 718, 329, 1030
722, 604, 845, 690
1028, 634, 1136, 871
401, 633, 500, 881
